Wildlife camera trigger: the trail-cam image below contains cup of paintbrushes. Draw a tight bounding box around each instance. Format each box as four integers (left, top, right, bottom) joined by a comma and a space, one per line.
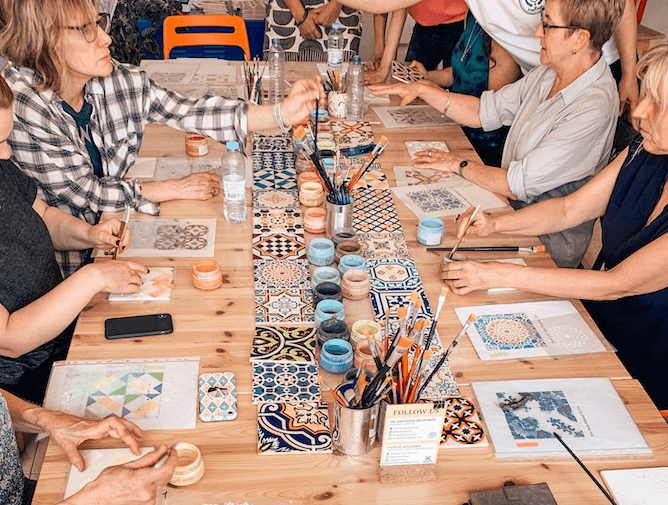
325, 194, 354, 238
332, 383, 380, 455
327, 90, 347, 118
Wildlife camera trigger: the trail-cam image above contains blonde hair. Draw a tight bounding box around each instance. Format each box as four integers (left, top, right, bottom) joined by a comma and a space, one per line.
557, 0, 625, 52
0, 0, 98, 93
637, 44, 668, 131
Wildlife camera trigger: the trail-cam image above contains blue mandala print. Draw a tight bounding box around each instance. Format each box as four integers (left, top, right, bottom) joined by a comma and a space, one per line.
406, 187, 465, 214
474, 313, 546, 350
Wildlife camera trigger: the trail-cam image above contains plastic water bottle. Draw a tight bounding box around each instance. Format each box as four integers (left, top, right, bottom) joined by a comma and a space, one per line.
327, 23, 344, 74
268, 39, 285, 104
222, 141, 247, 223
346, 55, 364, 122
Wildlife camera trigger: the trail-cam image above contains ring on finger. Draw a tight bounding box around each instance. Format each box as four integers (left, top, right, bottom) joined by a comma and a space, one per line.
428, 151, 432, 157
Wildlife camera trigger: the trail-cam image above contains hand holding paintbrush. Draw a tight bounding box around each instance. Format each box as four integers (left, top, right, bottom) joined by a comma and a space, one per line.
111, 207, 131, 260
448, 204, 481, 259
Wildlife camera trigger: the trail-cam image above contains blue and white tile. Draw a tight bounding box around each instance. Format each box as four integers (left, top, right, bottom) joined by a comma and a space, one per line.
257, 402, 332, 454
255, 288, 315, 324
252, 362, 321, 404
366, 257, 422, 291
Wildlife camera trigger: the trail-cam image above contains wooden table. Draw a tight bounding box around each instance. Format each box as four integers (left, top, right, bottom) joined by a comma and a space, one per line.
637, 24, 666, 53
32, 78, 668, 505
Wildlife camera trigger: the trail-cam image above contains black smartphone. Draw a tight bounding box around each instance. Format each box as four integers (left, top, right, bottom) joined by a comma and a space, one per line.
104, 314, 173, 340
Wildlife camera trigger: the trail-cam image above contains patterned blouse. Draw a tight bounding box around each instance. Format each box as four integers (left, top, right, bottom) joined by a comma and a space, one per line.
0, 393, 23, 505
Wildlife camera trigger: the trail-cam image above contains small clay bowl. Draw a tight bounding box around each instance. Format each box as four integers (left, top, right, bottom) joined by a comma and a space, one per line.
335, 240, 362, 263
303, 207, 326, 234
340, 269, 371, 301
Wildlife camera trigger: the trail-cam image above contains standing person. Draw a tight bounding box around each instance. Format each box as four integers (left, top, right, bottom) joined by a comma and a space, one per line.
441, 45, 668, 411
372, 0, 624, 268
264, 0, 362, 61
0, 0, 323, 277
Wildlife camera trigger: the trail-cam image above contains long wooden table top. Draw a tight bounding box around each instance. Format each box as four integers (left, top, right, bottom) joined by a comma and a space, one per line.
33, 81, 668, 505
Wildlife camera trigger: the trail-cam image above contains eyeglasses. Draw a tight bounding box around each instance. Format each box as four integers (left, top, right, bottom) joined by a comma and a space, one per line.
65, 13, 111, 43
539, 8, 582, 31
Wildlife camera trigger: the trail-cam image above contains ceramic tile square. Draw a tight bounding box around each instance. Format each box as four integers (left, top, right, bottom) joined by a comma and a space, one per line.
393, 165, 469, 187
370, 288, 432, 322
366, 258, 422, 291
403, 141, 449, 159
358, 232, 410, 259
254, 259, 311, 290
252, 132, 293, 152
419, 356, 459, 399
257, 402, 332, 454
252, 233, 306, 261
438, 397, 488, 447
251, 362, 321, 404
253, 208, 304, 236
274, 169, 298, 190
252, 167, 275, 190
352, 188, 401, 233
253, 189, 299, 210
255, 288, 315, 324
331, 120, 374, 147
251, 326, 317, 363
358, 169, 390, 190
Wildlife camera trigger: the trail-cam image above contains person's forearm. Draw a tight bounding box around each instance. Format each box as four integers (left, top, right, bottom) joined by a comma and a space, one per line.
426, 68, 454, 88
491, 196, 581, 237
380, 9, 407, 69
247, 104, 281, 132
336, 0, 419, 13
459, 161, 515, 199
0, 266, 100, 358
373, 13, 388, 57
284, 0, 307, 18
3, 390, 49, 433
41, 206, 95, 251
417, 83, 483, 127
615, 0, 638, 89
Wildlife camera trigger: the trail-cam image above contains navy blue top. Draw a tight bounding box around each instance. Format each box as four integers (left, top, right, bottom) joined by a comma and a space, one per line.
62, 100, 103, 178
585, 135, 668, 409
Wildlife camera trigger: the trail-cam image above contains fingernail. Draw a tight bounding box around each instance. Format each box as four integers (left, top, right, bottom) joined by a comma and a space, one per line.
104, 251, 109, 255
147, 269, 151, 273
115, 240, 120, 246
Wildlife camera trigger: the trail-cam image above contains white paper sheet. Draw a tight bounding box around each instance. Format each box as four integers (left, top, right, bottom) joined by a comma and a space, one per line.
472, 378, 651, 459
601, 467, 668, 505
44, 357, 200, 430
108, 267, 175, 302
393, 165, 472, 188
373, 105, 456, 129
403, 141, 449, 159
454, 300, 607, 360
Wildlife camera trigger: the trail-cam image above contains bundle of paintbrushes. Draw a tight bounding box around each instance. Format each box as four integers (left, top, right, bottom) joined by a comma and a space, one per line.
242, 57, 265, 105
324, 70, 346, 93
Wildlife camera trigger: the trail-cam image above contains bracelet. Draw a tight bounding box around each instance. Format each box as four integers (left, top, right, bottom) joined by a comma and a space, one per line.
442, 88, 451, 117
295, 9, 309, 27
273, 102, 292, 134
458, 159, 468, 177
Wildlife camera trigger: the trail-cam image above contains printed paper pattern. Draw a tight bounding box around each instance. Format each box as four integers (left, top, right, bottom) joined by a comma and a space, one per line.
439, 397, 487, 448
250, 326, 317, 363
257, 402, 332, 454
373, 105, 455, 129
85, 370, 163, 420
474, 313, 546, 351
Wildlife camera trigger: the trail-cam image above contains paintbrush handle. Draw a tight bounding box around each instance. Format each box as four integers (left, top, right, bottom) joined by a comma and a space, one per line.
112, 221, 127, 260
448, 205, 481, 259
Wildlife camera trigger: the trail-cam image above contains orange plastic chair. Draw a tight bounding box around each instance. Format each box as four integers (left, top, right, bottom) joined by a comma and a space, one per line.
635, 0, 647, 24
162, 14, 251, 60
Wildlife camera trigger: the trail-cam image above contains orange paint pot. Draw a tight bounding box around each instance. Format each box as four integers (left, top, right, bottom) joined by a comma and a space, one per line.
192, 260, 223, 290
185, 135, 209, 157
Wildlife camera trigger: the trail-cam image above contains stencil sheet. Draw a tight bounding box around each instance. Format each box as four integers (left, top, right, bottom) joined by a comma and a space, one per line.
373, 105, 456, 129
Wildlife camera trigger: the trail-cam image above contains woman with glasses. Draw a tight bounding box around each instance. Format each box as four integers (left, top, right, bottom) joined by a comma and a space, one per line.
0, 0, 323, 277
371, 0, 624, 268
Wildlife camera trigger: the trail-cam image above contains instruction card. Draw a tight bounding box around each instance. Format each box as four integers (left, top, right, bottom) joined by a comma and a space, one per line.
380, 403, 446, 466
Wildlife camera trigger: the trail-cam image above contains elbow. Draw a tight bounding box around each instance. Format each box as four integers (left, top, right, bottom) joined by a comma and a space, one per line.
593, 272, 635, 301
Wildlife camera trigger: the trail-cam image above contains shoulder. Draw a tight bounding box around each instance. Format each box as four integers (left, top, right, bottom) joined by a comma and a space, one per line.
88, 60, 150, 95
0, 159, 38, 203
2, 64, 54, 121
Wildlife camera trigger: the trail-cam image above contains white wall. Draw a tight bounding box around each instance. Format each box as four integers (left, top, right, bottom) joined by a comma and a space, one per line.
641, 1, 668, 37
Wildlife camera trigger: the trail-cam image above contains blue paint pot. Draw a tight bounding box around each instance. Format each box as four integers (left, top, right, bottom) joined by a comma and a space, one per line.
315, 299, 345, 327
314, 282, 343, 304
320, 338, 353, 374
338, 254, 365, 275
308, 238, 336, 266
312, 266, 341, 287
417, 217, 445, 246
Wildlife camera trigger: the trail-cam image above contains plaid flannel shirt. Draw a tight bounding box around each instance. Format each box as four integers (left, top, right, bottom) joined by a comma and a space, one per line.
4, 61, 248, 277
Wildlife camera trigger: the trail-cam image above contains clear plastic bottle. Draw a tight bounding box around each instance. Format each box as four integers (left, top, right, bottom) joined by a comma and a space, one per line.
327, 23, 344, 74
268, 39, 285, 104
346, 55, 364, 122
222, 141, 247, 223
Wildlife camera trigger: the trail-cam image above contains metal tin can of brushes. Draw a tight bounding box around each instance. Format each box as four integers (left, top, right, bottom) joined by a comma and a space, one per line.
325, 196, 354, 238
332, 383, 380, 455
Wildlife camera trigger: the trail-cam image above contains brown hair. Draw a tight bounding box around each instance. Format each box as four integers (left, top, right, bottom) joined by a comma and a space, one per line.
0, 0, 98, 93
0, 76, 13, 108
556, 0, 625, 52
636, 44, 668, 136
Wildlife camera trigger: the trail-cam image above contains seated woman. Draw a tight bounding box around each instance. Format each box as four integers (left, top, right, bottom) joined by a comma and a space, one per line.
0, 388, 177, 505
0, 79, 147, 403
0, 0, 322, 276
371, 0, 624, 268
441, 45, 668, 411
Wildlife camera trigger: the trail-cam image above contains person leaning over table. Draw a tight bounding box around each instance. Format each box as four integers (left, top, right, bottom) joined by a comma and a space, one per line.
370, 0, 624, 268
441, 44, 668, 412
0, 78, 148, 404
0, 0, 324, 278
0, 388, 177, 505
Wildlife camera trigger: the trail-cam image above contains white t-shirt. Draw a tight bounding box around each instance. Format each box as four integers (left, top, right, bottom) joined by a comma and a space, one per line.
465, 0, 620, 74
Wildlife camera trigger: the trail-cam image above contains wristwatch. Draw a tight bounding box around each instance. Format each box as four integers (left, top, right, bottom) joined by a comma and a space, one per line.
458, 160, 468, 177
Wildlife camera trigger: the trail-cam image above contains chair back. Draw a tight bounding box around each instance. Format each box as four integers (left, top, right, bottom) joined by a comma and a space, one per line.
162, 14, 251, 60
636, 0, 648, 24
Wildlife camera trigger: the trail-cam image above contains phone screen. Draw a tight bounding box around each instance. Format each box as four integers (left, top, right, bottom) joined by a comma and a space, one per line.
104, 314, 173, 340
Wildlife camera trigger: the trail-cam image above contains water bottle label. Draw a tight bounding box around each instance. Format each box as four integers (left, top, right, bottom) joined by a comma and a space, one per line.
224, 180, 245, 201
329, 49, 343, 66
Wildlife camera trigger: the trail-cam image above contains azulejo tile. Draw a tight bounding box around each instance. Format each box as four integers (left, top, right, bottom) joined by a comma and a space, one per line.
437, 397, 487, 448
253, 167, 275, 191
253, 189, 299, 210
358, 169, 390, 190
254, 259, 311, 290
255, 288, 315, 324
253, 208, 303, 235
370, 288, 432, 322
419, 355, 459, 400
274, 169, 298, 190
251, 326, 317, 363
251, 362, 321, 404
358, 232, 410, 259
252, 233, 306, 261
366, 257, 422, 291
351, 188, 401, 233
257, 401, 332, 454
331, 121, 374, 147
252, 132, 293, 152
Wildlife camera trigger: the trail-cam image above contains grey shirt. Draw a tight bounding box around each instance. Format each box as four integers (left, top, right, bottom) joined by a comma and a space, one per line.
479, 56, 617, 203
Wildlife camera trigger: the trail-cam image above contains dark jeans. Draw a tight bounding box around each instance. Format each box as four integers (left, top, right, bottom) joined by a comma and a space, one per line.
405, 20, 465, 71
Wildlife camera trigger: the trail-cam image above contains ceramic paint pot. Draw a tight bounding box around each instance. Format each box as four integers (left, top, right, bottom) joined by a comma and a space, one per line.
185, 135, 208, 157
303, 207, 326, 234
338, 254, 365, 275
340, 269, 370, 301
331, 227, 358, 246
318, 319, 350, 347
297, 171, 321, 190
417, 217, 445, 246
320, 338, 353, 374
169, 443, 204, 486
315, 299, 345, 327
439, 252, 468, 268
335, 240, 362, 262
308, 238, 336, 266
350, 319, 382, 346
353, 339, 379, 373
314, 281, 343, 304
192, 260, 223, 290
312, 266, 340, 287
300, 181, 325, 207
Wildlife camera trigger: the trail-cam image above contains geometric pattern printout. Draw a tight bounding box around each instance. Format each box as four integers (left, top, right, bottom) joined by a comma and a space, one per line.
254, 288, 315, 324
373, 105, 455, 129
257, 402, 332, 454
252, 233, 306, 261
497, 390, 585, 440
252, 362, 321, 405
474, 313, 546, 351
250, 326, 317, 363
403, 141, 449, 160
85, 369, 163, 420
439, 397, 487, 448
408, 187, 464, 213
253, 259, 311, 291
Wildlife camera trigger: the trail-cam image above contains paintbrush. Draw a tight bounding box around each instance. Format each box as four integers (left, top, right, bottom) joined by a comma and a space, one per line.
407, 350, 432, 403
314, 76, 321, 143
448, 204, 481, 259
365, 377, 392, 407
422, 287, 449, 352
363, 329, 383, 371
153, 441, 179, 469
428, 245, 546, 253
112, 206, 131, 260
553, 432, 617, 505
320, 378, 348, 407
362, 337, 413, 405
348, 136, 389, 190
416, 314, 476, 401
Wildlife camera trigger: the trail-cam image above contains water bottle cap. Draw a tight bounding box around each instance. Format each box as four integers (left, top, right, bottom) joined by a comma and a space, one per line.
226, 141, 239, 151
271, 39, 280, 46
352, 55, 361, 63
332, 23, 340, 30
